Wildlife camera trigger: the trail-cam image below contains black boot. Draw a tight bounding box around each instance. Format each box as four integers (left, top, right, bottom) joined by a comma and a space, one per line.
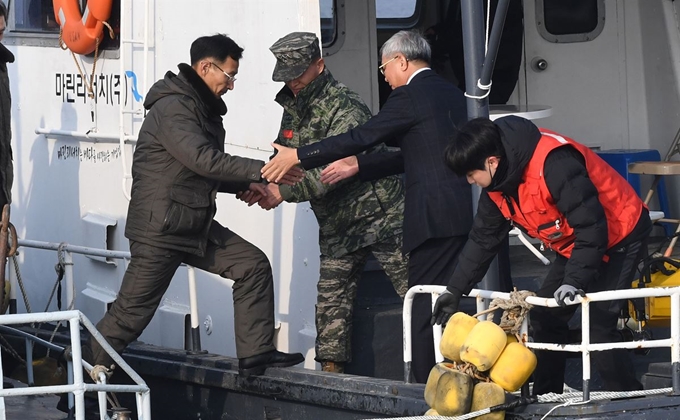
238, 350, 304, 378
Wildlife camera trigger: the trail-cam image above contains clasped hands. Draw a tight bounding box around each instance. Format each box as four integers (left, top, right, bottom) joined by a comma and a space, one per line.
235, 165, 303, 210
261, 143, 359, 185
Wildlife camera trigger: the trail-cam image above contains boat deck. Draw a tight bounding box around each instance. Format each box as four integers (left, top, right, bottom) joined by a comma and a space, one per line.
1, 378, 63, 420
2, 236, 680, 419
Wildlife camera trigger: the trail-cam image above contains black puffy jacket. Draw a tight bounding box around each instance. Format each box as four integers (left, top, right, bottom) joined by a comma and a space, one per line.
448, 116, 651, 294
125, 63, 263, 255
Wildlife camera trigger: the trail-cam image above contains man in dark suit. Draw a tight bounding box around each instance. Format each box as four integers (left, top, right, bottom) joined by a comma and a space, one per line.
262, 30, 472, 383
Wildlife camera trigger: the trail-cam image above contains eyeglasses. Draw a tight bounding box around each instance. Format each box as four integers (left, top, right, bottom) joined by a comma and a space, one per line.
210, 62, 237, 83
378, 56, 399, 75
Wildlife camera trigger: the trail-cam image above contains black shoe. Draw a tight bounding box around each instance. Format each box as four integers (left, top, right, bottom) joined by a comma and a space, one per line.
238, 350, 304, 378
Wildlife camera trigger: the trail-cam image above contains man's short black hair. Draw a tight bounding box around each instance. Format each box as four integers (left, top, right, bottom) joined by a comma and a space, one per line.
190, 34, 244, 66
445, 118, 505, 177
0, 1, 7, 21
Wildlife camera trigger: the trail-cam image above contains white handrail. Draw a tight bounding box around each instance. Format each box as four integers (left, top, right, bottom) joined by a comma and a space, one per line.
403, 284, 680, 401
12, 238, 206, 360
0, 311, 151, 420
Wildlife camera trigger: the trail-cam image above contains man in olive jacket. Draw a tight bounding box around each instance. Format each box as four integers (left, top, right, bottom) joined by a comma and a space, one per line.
88, 34, 303, 377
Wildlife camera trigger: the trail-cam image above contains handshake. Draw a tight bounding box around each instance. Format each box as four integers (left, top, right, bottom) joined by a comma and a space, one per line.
237, 154, 361, 210
235, 166, 305, 210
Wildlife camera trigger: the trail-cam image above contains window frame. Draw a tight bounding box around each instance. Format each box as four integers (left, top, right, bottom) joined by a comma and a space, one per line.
375, 0, 421, 30
4, 0, 120, 57
536, 0, 605, 43
321, 0, 345, 56
4, 0, 60, 47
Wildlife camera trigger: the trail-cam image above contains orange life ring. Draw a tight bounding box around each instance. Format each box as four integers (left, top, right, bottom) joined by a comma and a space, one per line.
53, 0, 113, 55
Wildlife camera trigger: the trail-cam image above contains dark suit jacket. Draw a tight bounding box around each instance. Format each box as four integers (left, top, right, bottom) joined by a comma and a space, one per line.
297, 70, 473, 253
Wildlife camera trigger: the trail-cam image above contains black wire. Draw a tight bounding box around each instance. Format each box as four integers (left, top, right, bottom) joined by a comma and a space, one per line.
489, 396, 538, 413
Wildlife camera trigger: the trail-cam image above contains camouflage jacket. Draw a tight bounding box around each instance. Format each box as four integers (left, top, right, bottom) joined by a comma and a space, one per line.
275, 68, 404, 257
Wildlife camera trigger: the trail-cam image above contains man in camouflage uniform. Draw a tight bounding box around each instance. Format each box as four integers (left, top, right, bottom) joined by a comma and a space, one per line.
261, 32, 408, 373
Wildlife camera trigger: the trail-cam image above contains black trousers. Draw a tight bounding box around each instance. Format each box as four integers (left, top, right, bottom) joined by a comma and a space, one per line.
408, 235, 467, 383
89, 227, 276, 367
531, 239, 647, 395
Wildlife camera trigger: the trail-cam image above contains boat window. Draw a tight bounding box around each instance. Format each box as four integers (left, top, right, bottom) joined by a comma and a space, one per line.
320, 0, 420, 47
319, 0, 337, 48
10, 0, 59, 33
5, 0, 120, 51
536, 0, 605, 43
376, 0, 418, 20
376, 0, 420, 28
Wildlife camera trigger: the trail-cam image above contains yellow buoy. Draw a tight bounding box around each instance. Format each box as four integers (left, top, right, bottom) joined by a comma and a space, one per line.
433, 368, 473, 416
470, 381, 506, 420
460, 321, 507, 371
424, 408, 439, 416
489, 342, 537, 392
440, 312, 479, 362
506, 334, 518, 345
424, 362, 455, 407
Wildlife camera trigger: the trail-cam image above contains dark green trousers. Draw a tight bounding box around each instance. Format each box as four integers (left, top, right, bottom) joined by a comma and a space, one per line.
89, 228, 276, 367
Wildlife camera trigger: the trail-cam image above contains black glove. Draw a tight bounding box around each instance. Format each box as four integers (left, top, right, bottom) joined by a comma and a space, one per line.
554, 284, 586, 307
431, 288, 462, 326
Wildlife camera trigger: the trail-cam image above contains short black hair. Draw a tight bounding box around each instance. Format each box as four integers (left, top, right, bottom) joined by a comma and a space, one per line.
444, 118, 505, 177
190, 34, 244, 66
0, 1, 7, 21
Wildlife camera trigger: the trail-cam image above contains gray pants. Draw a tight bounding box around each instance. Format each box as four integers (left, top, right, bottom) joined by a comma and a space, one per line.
89, 228, 276, 367
315, 233, 408, 363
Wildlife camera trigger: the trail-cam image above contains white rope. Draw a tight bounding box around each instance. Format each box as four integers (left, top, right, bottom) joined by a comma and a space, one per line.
366, 406, 510, 420
371, 388, 675, 420
539, 399, 590, 420
536, 387, 673, 403
464, 79, 492, 99
535, 388, 674, 420
464, 0, 493, 100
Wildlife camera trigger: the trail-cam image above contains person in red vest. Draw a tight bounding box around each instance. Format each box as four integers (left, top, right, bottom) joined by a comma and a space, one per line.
431, 116, 651, 395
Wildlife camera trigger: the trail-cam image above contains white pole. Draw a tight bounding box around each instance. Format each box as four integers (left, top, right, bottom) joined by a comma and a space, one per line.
671, 291, 680, 393
98, 375, 108, 420
68, 316, 85, 420
188, 266, 199, 330
0, 333, 5, 420
431, 292, 444, 363
64, 251, 75, 309
581, 298, 591, 401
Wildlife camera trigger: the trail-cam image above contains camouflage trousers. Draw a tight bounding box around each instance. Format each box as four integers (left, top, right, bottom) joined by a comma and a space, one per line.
315, 233, 408, 363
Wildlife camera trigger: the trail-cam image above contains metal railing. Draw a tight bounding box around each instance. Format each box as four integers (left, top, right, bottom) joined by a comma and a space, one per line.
13, 239, 205, 353
403, 285, 680, 401
1, 238, 210, 418
0, 310, 151, 420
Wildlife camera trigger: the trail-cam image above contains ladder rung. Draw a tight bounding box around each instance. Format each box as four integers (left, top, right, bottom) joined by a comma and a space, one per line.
121, 39, 146, 45
122, 110, 144, 115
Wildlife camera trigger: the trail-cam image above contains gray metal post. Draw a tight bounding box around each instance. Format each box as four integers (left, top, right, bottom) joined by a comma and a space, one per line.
25, 339, 34, 386
460, 0, 511, 292
479, 0, 511, 88
461, 0, 494, 290
461, 0, 489, 118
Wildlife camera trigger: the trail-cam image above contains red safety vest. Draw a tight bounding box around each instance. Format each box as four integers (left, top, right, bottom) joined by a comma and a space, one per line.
488, 129, 644, 258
